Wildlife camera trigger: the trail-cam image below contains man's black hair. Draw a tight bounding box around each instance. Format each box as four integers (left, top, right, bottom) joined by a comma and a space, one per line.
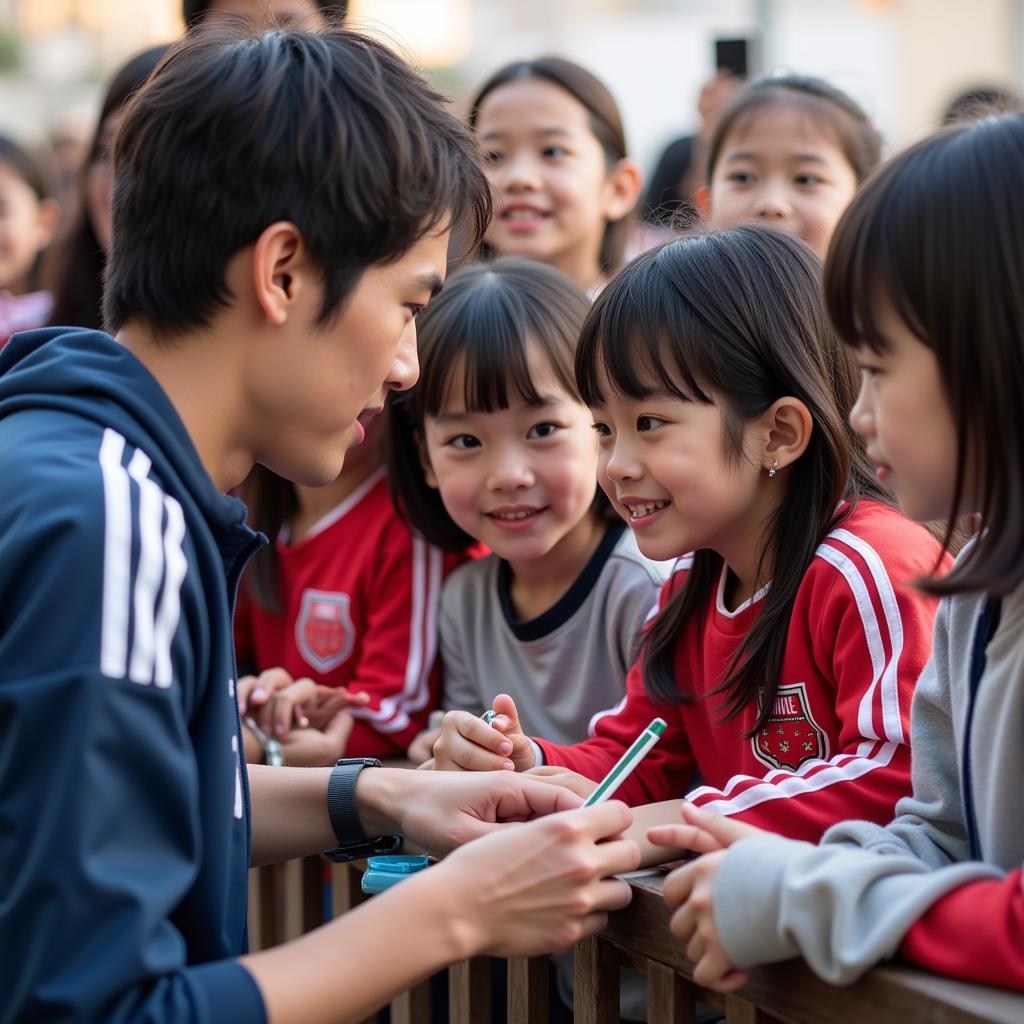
103, 26, 490, 338
182, 1, 346, 27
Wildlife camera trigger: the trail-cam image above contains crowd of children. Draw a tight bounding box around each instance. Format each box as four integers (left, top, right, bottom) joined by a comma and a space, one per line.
0, 2, 1022, 1021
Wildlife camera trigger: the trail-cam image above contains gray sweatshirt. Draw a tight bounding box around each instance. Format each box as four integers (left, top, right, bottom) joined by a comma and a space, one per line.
714, 574, 1024, 983
440, 522, 671, 744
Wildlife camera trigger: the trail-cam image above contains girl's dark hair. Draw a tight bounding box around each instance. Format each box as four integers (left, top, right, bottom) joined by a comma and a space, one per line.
707, 73, 882, 185
46, 44, 170, 329
239, 464, 299, 611
388, 257, 611, 550
468, 56, 632, 278
0, 136, 56, 293
825, 112, 1024, 598
577, 226, 886, 731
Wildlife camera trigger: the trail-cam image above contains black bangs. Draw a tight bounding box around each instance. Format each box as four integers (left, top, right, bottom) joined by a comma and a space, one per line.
410, 259, 587, 425
826, 113, 1024, 597
576, 246, 712, 408
388, 258, 592, 550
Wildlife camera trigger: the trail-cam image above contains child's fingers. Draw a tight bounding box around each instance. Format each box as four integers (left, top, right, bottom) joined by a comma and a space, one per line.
679, 802, 761, 845
432, 711, 514, 771
647, 823, 724, 855
491, 693, 524, 734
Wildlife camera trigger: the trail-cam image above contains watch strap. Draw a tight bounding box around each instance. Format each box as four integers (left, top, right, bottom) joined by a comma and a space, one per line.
324, 758, 402, 862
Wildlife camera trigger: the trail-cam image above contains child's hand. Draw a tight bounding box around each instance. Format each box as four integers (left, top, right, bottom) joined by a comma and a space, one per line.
238, 667, 368, 736
525, 765, 597, 800
661, 850, 748, 992
647, 801, 764, 856
278, 709, 356, 767
431, 694, 536, 772
408, 726, 442, 765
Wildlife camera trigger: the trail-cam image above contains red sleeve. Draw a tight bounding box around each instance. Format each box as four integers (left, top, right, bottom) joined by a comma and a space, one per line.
536, 658, 696, 805
900, 871, 1024, 992
343, 532, 445, 758
687, 531, 937, 841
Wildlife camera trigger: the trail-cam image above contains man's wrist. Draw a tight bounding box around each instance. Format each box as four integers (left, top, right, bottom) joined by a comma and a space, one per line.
353, 766, 405, 838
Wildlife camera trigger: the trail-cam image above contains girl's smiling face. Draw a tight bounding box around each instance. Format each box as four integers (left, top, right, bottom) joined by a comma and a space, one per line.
591, 385, 770, 565
704, 104, 859, 260
475, 77, 621, 289
421, 341, 600, 563
0, 161, 58, 294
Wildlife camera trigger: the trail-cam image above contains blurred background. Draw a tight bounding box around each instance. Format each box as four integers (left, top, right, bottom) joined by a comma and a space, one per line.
1, 0, 1022, 197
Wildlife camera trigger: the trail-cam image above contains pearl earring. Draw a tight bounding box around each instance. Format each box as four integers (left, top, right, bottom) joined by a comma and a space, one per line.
768, 459, 778, 478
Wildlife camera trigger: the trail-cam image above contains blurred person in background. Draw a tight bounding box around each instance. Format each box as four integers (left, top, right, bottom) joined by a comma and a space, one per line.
183, 0, 346, 29
467, 56, 642, 297
942, 84, 1023, 125
639, 70, 741, 231
45, 45, 170, 331
0, 136, 60, 348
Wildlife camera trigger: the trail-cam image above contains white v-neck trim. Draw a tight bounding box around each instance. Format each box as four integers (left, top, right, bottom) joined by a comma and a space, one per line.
292, 466, 386, 544
715, 562, 771, 618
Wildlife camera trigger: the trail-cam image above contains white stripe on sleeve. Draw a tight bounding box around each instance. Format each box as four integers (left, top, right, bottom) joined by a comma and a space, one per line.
127, 449, 164, 685
152, 496, 187, 688
99, 429, 131, 680
815, 543, 888, 743
687, 741, 900, 816
828, 528, 906, 743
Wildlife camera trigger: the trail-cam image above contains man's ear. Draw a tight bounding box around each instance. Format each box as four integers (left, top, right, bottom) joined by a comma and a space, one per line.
251, 221, 308, 327
415, 430, 439, 489
695, 184, 711, 221
603, 158, 644, 223
758, 396, 813, 473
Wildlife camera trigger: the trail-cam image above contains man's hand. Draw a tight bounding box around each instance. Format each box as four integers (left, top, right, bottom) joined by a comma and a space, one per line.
431, 694, 536, 772
433, 801, 640, 959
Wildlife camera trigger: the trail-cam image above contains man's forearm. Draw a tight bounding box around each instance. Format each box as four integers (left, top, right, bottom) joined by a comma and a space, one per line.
242, 863, 470, 1023
247, 764, 409, 867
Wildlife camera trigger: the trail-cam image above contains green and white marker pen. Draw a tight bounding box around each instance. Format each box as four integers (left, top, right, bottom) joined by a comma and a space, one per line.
582, 718, 667, 807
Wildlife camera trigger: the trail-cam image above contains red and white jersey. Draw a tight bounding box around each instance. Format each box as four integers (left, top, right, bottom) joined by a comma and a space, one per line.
234, 468, 471, 757
536, 499, 949, 841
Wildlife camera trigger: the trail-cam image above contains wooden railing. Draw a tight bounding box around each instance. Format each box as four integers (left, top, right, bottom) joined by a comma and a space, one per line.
249, 857, 1024, 1023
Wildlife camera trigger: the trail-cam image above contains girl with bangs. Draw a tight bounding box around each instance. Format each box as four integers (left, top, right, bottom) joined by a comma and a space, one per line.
433, 226, 946, 861
658, 115, 1024, 997
697, 73, 882, 260
391, 258, 670, 765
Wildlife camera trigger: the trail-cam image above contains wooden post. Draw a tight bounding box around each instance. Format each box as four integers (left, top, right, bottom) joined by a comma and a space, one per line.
391, 981, 432, 1024
507, 956, 549, 1024
647, 960, 698, 1024
449, 957, 491, 1024
574, 936, 619, 1024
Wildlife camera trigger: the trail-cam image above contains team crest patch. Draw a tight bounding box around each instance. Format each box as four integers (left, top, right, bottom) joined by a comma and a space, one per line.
753, 682, 828, 771
296, 589, 355, 672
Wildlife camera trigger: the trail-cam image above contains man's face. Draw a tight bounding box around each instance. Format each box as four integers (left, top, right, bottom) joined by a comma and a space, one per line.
247, 227, 449, 486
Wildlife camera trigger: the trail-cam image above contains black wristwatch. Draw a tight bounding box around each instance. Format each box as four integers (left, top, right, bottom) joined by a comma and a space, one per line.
323, 758, 403, 863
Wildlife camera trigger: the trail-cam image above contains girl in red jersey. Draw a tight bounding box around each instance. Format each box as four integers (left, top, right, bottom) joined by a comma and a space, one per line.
658, 114, 1024, 999
432, 225, 947, 859
234, 418, 474, 766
